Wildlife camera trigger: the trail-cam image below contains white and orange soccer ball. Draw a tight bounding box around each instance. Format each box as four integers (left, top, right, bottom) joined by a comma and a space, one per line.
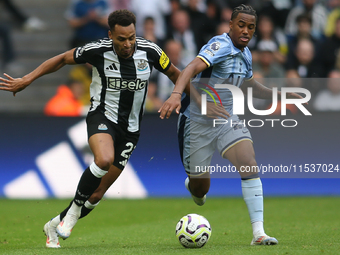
175, 213, 212, 248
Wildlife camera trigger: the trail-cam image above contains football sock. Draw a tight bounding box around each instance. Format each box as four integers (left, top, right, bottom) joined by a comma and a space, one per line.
50, 215, 61, 227
251, 221, 264, 237
73, 165, 104, 206
59, 200, 101, 220
241, 178, 265, 236
80, 200, 100, 219
59, 201, 73, 221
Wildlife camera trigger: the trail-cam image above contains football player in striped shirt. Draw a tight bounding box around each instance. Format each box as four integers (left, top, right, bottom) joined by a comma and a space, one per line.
0, 9, 187, 248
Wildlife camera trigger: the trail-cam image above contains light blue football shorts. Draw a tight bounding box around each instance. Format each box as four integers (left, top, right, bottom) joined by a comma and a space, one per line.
177, 114, 252, 176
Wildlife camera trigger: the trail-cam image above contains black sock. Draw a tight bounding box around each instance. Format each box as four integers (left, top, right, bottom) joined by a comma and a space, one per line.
73, 167, 102, 206
80, 206, 93, 219
59, 201, 73, 221
59, 200, 96, 220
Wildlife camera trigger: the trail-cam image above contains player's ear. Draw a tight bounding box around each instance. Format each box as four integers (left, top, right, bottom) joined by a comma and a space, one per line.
108, 30, 112, 39
229, 20, 233, 31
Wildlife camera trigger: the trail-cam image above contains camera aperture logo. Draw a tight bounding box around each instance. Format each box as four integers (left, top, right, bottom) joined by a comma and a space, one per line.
200, 84, 312, 128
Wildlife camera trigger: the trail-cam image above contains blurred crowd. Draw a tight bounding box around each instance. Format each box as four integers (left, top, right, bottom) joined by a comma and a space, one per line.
2, 0, 340, 115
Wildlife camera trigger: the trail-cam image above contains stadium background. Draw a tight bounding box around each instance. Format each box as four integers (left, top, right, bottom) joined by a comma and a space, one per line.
0, 0, 339, 198
0, 113, 339, 198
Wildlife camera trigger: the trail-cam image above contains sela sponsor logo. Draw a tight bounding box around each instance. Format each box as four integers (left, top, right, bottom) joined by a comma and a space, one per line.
108, 77, 147, 91
200, 84, 311, 127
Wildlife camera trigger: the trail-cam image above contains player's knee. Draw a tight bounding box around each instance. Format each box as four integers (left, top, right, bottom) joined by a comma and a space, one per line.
239, 156, 257, 169
94, 155, 114, 171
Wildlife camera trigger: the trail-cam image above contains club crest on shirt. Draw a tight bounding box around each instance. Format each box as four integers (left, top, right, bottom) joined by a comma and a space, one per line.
137, 59, 148, 71
210, 42, 220, 51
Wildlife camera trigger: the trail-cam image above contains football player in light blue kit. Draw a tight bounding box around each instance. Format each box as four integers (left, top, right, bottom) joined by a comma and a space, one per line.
160, 4, 302, 245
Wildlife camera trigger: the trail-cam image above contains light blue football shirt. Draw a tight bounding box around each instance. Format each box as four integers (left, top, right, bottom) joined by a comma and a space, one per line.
184, 33, 253, 123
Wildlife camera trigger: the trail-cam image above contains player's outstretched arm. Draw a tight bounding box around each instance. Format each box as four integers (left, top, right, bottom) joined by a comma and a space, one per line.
243, 78, 306, 103
0, 49, 77, 96
159, 57, 207, 119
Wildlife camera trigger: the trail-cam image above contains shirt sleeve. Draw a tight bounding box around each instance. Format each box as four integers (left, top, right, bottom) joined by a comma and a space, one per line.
73, 45, 90, 65
147, 41, 172, 73
197, 36, 232, 67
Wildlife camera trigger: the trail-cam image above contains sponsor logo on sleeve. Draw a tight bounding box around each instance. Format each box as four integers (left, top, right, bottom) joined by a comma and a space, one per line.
210, 42, 220, 51
159, 51, 170, 69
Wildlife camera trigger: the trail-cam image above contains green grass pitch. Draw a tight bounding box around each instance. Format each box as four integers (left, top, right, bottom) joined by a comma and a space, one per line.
0, 197, 339, 255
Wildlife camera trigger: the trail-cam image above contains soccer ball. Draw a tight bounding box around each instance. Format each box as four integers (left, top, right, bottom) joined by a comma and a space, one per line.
175, 213, 212, 248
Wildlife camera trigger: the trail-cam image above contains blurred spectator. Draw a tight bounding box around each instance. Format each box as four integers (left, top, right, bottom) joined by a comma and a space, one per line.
165, 0, 182, 33
287, 13, 318, 54
325, 0, 340, 37
142, 16, 164, 48
205, 0, 222, 26
131, 0, 170, 40
145, 40, 184, 112
216, 21, 229, 35
65, 0, 110, 48
144, 81, 163, 113
0, 0, 46, 32
68, 63, 92, 105
265, 68, 301, 116
44, 79, 87, 117
166, 9, 197, 67
0, 24, 24, 75
249, 15, 288, 64
0, 24, 14, 71
286, 38, 318, 78
314, 17, 340, 77
286, 69, 303, 88
313, 70, 340, 111
252, 40, 286, 88
284, 0, 328, 40
258, 0, 293, 29
286, 38, 321, 95
157, 40, 184, 102
184, 0, 216, 50
108, 0, 131, 12
220, 6, 233, 23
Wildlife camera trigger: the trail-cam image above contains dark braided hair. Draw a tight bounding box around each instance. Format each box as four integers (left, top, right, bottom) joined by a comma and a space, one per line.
231, 4, 257, 22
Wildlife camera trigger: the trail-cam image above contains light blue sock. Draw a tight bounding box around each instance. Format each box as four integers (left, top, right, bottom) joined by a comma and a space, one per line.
241, 178, 265, 236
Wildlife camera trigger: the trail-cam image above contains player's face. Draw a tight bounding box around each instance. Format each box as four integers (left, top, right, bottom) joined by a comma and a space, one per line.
109, 24, 136, 58
229, 13, 256, 51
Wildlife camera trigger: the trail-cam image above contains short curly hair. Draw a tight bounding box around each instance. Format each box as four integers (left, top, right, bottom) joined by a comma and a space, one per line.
231, 4, 257, 22
108, 9, 136, 31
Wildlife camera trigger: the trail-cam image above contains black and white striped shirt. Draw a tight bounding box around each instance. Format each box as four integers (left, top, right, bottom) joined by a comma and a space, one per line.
74, 37, 171, 132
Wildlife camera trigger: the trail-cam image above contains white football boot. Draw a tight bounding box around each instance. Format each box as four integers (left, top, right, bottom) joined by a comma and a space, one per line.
251, 235, 278, 245
57, 212, 79, 240
185, 177, 206, 206
43, 220, 61, 248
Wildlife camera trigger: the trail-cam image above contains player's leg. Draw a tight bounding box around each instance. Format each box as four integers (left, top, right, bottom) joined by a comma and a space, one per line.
43, 133, 114, 247
223, 140, 278, 245
185, 173, 210, 199
179, 115, 213, 205
55, 164, 122, 222
56, 132, 114, 239
81, 164, 122, 217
